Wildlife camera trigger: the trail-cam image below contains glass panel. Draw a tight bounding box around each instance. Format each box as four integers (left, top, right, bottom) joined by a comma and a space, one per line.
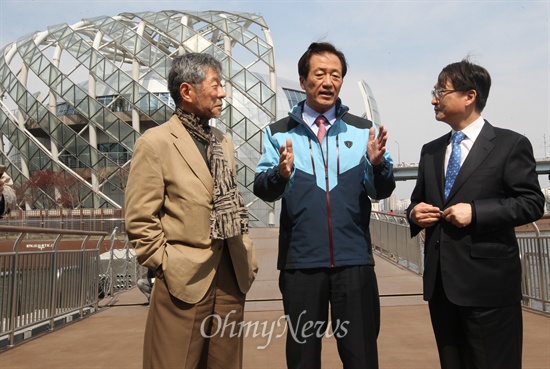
76, 96, 90, 118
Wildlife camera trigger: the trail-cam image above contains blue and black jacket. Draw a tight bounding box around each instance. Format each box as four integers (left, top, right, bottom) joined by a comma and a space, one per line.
254, 100, 395, 270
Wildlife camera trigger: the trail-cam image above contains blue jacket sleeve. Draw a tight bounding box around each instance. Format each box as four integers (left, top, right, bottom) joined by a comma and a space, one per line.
372, 156, 396, 199
364, 149, 395, 200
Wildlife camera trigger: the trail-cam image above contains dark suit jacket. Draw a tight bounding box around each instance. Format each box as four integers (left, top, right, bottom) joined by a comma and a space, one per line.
407, 121, 544, 307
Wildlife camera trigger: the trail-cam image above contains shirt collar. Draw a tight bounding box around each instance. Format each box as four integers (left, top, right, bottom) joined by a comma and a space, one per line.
303, 103, 337, 127
452, 116, 485, 143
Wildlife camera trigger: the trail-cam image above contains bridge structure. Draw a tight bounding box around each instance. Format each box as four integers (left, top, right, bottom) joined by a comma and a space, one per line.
0, 224, 548, 368
394, 158, 550, 181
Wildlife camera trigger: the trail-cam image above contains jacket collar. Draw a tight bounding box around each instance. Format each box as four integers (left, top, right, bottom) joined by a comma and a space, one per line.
443, 120, 495, 203
289, 98, 350, 125
167, 115, 214, 193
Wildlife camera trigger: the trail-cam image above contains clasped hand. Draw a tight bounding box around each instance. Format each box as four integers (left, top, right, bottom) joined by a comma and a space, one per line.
411, 202, 472, 228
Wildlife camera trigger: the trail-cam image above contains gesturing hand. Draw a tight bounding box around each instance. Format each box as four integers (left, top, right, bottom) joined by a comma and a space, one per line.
367, 125, 388, 166
278, 138, 294, 179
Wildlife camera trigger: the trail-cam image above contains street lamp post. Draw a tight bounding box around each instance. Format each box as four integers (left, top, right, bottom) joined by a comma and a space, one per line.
394, 140, 401, 166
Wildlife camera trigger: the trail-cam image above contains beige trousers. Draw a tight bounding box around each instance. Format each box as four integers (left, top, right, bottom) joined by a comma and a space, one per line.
143, 245, 246, 369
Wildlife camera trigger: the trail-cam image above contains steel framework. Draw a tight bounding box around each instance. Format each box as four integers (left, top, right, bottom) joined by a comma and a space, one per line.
0, 10, 277, 224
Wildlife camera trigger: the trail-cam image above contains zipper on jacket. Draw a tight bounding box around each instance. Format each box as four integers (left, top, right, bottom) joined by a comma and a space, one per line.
310, 135, 335, 267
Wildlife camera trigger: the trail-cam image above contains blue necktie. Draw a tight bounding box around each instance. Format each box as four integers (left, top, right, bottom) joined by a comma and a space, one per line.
444, 131, 466, 199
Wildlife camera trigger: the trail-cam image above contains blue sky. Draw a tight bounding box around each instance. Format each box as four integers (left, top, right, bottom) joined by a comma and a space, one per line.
1, 0, 549, 197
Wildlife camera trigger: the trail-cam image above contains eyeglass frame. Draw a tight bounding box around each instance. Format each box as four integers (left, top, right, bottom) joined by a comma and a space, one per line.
431, 88, 460, 100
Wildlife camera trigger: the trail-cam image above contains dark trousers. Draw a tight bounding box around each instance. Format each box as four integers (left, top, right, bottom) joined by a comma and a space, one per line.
279, 265, 380, 369
429, 272, 523, 369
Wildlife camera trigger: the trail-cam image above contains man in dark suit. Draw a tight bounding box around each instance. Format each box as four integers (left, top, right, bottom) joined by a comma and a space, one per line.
407, 59, 544, 369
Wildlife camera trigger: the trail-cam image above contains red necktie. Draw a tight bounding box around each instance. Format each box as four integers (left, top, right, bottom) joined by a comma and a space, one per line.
315, 115, 327, 142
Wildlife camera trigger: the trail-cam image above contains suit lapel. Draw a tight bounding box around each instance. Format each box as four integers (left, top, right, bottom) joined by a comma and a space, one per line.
445, 121, 495, 202
168, 116, 214, 193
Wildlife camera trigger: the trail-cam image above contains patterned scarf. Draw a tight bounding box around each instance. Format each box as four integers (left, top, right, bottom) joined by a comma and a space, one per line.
175, 108, 249, 239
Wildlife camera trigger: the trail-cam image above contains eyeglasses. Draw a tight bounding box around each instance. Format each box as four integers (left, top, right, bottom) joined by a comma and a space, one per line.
431, 89, 459, 100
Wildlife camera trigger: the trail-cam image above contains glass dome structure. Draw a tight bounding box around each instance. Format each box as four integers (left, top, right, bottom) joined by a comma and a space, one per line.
0, 10, 380, 226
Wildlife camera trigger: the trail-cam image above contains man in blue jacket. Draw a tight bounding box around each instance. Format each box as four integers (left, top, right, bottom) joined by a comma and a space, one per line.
254, 42, 395, 369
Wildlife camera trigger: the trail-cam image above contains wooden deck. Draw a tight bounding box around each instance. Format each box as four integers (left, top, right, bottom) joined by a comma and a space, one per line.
1, 227, 548, 368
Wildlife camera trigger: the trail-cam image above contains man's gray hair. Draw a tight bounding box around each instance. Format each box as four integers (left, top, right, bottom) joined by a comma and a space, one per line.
168, 53, 223, 105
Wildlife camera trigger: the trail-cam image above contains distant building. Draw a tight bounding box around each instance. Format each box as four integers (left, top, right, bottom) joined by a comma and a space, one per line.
0, 10, 380, 226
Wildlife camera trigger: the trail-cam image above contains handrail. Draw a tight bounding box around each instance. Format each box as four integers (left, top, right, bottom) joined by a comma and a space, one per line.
0, 225, 108, 236
100, 227, 142, 297
370, 211, 550, 313
0, 211, 126, 237
0, 226, 109, 348
521, 213, 550, 236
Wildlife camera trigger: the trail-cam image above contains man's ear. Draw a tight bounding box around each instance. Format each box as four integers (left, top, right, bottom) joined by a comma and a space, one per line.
179, 82, 195, 103
299, 76, 306, 91
464, 89, 477, 108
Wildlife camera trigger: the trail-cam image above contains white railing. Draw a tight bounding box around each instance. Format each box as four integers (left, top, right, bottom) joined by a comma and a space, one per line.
370, 212, 423, 274
99, 228, 144, 298
370, 211, 550, 313
0, 226, 108, 348
0, 209, 126, 236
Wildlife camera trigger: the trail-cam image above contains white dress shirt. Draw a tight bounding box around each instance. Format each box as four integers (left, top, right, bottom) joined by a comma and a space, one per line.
444, 116, 485, 173
302, 103, 336, 136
